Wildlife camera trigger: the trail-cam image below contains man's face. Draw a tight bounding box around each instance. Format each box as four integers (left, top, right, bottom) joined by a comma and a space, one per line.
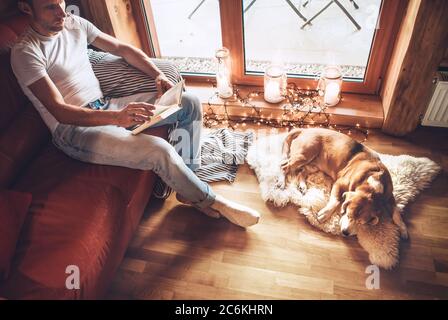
27, 0, 67, 33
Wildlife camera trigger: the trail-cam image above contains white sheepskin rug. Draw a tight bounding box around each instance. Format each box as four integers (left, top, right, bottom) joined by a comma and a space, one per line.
246, 133, 442, 269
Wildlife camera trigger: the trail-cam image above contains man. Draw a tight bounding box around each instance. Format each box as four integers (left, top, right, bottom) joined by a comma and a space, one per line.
11, 0, 260, 228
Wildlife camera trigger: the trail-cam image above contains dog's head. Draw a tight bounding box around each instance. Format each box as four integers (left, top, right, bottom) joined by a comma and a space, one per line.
339, 190, 389, 236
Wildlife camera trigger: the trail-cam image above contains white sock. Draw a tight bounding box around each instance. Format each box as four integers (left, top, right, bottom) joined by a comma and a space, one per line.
210, 195, 261, 228
176, 193, 221, 219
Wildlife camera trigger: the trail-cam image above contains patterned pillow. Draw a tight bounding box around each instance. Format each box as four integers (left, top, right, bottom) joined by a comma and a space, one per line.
88, 49, 183, 98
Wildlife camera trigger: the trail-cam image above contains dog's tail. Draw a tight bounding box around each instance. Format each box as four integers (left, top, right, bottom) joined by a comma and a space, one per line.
282, 129, 303, 159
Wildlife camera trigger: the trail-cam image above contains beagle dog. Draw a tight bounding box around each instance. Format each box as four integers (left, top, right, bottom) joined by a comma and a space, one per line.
280, 128, 408, 238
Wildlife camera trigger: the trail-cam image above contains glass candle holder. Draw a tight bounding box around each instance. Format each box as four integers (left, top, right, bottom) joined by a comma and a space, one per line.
215, 47, 233, 99
264, 65, 287, 104
318, 66, 343, 107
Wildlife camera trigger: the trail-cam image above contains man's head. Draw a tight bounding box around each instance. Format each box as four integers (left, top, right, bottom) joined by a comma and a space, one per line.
18, 0, 67, 35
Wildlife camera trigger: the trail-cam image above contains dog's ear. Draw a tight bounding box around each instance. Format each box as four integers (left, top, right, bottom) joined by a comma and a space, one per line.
373, 193, 394, 218
341, 191, 356, 214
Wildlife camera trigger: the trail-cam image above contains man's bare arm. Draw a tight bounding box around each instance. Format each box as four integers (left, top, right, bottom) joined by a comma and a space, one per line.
91, 33, 174, 94
28, 75, 154, 128
92, 32, 162, 79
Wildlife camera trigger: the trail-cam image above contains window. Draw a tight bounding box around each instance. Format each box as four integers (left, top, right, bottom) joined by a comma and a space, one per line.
142, 0, 223, 75
137, 0, 404, 94
243, 0, 381, 81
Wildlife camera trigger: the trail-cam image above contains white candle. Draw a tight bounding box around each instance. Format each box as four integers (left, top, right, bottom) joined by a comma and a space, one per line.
217, 73, 233, 98
324, 82, 341, 106
264, 81, 282, 103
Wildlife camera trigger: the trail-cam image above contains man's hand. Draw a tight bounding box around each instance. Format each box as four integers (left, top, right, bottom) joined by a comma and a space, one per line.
155, 74, 175, 98
115, 102, 155, 128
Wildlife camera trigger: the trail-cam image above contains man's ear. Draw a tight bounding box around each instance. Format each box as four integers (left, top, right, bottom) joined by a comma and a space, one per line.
18, 1, 33, 15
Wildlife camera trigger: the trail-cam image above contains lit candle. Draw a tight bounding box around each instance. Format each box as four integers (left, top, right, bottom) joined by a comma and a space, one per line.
264, 65, 286, 104
215, 47, 233, 99
265, 81, 282, 103
324, 82, 341, 106
217, 73, 233, 98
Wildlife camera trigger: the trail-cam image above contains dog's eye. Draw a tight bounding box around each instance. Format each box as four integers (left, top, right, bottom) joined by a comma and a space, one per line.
367, 216, 379, 225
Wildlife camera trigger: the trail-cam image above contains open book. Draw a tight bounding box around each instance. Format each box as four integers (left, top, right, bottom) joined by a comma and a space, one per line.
131, 80, 185, 135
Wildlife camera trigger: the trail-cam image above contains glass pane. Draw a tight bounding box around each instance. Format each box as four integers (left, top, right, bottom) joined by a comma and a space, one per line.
147, 0, 222, 75
243, 0, 383, 81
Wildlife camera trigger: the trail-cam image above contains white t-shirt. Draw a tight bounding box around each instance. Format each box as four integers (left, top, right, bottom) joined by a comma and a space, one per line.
11, 14, 103, 133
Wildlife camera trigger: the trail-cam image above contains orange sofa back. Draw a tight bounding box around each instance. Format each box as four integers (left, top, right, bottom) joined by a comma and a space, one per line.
0, 14, 50, 188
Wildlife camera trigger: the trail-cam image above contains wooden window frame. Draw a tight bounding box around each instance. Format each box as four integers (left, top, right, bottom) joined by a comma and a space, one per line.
134, 0, 405, 95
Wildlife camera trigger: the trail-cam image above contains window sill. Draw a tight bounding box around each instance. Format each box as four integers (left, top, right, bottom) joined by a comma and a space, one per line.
187, 82, 384, 129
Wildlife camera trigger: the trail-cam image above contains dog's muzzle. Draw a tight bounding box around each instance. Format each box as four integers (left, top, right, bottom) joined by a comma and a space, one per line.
339, 214, 354, 236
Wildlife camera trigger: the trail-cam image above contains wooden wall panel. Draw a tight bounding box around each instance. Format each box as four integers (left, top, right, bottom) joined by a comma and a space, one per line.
80, 0, 143, 50
381, 0, 448, 136
441, 48, 448, 68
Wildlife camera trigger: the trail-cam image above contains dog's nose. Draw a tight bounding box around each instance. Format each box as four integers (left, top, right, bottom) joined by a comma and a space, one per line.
342, 229, 350, 237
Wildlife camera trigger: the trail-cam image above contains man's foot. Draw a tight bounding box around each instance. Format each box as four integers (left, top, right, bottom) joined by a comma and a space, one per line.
153, 178, 173, 200
210, 195, 261, 228
176, 193, 221, 219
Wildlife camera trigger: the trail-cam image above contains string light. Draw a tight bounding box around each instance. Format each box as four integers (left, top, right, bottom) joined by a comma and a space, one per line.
203, 82, 369, 142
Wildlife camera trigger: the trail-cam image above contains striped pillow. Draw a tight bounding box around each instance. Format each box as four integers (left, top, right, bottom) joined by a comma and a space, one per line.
88, 49, 183, 98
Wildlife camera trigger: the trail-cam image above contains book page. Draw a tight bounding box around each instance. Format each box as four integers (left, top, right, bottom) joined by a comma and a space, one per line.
152, 105, 173, 117
130, 80, 185, 135
155, 80, 184, 107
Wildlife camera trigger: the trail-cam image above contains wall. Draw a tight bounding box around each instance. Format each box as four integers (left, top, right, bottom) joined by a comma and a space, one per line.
381, 0, 448, 136
80, 0, 143, 49
0, 0, 19, 19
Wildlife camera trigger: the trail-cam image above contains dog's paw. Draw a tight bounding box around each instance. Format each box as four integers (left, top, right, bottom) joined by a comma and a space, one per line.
280, 159, 290, 173
298, 180, 307, 193
400, 226, 409, 240
317, 208, 332, 222
275, 175, 287, 190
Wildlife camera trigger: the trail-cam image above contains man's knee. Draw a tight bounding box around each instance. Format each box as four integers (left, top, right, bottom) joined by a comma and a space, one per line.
181, 93, 203, 121
150, 137, 183, 171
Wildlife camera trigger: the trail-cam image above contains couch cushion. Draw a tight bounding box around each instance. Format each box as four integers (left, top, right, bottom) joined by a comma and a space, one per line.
0, 190, 32, 281
0, 16, 50, 188
14, 125, 167, 205
0, 14, 30, 37
1, 182, 128, 299
0, 126, 167, 299
0, 102, 50, 188
0, 14, 31, 130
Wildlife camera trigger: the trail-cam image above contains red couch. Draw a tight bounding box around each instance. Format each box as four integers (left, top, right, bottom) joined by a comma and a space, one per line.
0, 15, 166, 299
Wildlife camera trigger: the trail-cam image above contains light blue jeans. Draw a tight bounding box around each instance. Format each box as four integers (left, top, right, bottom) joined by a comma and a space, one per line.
52, 92, 216, 209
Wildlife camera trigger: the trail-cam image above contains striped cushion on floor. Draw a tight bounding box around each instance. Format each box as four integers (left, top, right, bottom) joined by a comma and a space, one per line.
195, 129, 254, 183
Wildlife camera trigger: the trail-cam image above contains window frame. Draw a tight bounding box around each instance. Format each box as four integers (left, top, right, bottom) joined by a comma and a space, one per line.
134, 0, 405, 95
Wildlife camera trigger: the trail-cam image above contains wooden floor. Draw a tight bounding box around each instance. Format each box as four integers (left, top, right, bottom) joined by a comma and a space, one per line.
107, 126, 448, 300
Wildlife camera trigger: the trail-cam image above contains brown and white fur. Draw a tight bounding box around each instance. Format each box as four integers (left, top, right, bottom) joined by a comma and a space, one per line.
280, 128, 408, 239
